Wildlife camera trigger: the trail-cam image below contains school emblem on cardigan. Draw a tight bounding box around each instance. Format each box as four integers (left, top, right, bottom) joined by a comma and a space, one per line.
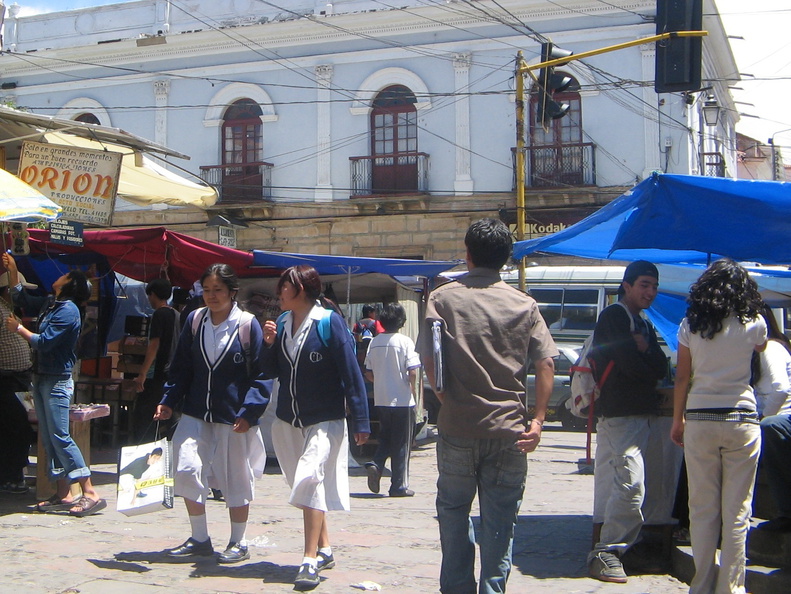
233, 352, 244, 364
309, 351, 323, 363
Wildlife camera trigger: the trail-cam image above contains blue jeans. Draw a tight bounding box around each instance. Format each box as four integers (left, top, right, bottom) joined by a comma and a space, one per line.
436, 434, 527, 594
760, 414, 791, 517
33, 374, 90, 482
372, 406, 414, 494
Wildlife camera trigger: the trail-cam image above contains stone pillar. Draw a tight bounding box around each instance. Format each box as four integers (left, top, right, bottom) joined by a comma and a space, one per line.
454, 52, 474, 195
315, 64, 334, 202
154, 79, 170, 147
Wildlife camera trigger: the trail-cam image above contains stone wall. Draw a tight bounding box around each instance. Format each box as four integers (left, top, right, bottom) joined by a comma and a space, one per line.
111, 187, 625, 263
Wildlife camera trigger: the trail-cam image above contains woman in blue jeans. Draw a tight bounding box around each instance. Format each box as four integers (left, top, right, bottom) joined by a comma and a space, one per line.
4, 267, 106, 517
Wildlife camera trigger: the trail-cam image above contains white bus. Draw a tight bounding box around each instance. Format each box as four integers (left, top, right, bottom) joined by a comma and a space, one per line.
501, 265, 625, 346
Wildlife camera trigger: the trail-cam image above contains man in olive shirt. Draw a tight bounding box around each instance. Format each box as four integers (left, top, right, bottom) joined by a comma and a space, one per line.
420, 218, 557, 594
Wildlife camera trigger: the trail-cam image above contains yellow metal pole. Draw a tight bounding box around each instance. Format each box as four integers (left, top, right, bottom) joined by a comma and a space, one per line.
518, 31, 708, 74
515, 52, 526, 292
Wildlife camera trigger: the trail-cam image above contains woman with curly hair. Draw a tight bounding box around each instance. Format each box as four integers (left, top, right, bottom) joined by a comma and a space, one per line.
671, 259, 767, 594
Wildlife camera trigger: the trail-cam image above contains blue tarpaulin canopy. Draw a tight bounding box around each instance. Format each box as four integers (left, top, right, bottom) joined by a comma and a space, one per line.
513, 173, 791, 350
247, 250, 461, 306
252, 250, 460, 278
514, 173, 791, 265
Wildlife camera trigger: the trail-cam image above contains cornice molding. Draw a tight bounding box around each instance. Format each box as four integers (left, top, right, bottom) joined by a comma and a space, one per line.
1, 2, 655, 76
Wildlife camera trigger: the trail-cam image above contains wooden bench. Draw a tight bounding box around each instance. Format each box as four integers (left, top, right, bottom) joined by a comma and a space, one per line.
29, 404, 110, 498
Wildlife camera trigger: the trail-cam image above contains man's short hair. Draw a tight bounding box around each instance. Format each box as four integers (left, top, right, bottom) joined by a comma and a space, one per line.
146, 278, 173, 301
465, 218, 512, 269
361, 304, 377, 318
379, 302, 407, 332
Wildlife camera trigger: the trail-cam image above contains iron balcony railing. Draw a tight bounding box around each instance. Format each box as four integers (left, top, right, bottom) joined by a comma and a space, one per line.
349, 152, 429, 197
701, 152, 726, 178
199, 161, 274, 202
513, 142, 596, 188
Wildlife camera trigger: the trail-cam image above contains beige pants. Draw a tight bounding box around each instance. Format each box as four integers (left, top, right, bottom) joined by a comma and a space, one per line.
684, 420, 760, 594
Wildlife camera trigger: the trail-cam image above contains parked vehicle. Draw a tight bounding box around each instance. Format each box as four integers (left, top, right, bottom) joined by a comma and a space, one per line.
525, 343, 588, 431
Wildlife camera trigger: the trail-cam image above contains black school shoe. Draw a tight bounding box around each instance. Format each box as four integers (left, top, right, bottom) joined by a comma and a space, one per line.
294, 563, 320, 590
218, 541, 250, 564
166, 537, 214, 558
316, 551, 335, 571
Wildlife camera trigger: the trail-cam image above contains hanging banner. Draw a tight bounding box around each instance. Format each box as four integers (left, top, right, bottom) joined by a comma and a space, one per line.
18, 140, 123, 227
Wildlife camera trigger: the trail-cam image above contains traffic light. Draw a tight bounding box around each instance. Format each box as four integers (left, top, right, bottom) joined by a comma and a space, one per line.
536, 42, 574, 127
655, 0, 702, 93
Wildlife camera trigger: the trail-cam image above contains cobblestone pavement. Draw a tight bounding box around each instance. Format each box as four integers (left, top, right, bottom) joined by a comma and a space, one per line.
0, 426, 688, 593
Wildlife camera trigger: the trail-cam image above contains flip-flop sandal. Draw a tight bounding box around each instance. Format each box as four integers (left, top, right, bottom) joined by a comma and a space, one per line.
36, 494, 74, 512
68, 496, 107, 517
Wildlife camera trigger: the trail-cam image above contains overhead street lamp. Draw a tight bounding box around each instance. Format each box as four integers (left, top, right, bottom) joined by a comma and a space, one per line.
701, 95, 721, 127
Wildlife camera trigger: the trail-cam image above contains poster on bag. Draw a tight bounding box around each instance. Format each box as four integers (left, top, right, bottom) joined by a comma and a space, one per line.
116, 438, 174, 516
18, 140, 122, 227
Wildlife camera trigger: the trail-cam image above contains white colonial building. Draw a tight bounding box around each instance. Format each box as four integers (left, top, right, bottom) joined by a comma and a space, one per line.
0, 0, 739, 259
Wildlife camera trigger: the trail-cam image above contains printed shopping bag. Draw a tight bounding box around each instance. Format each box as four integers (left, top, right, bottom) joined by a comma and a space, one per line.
116, 437, 173, 516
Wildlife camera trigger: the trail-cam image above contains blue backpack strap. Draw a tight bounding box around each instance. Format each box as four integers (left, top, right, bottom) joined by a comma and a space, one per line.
277, 309, 338, 348
275, 311, 288, 339
317, 308, 333, 348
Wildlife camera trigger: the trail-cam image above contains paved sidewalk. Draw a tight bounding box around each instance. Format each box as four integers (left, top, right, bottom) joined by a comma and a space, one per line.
0, 426, 688, 593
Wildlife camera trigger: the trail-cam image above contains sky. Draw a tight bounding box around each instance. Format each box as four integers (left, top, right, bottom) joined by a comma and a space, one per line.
9, 1, 791, 151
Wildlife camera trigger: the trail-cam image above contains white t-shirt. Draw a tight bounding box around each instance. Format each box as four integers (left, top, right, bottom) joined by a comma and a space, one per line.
678, 314, 767, 411
755, 339, 791, 417
365, 332, 421, 407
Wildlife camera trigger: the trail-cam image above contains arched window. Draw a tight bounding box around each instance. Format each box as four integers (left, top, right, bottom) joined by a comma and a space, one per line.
75, 113, 101, 125
221, 99, 263, 201
528, 73, 592, 187
370, 85, 418, 193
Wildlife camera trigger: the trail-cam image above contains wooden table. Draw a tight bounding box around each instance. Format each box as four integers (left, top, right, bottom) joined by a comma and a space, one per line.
29, 404, 110, 498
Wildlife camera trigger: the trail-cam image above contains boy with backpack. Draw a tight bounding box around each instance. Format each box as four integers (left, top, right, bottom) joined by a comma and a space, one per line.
587, 261, 667, 584
363, 303, 421, 497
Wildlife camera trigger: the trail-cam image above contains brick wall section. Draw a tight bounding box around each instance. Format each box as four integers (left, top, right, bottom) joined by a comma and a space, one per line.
111, 188, 624, 262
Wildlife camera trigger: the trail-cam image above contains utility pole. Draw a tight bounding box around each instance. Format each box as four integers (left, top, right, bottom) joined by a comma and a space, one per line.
514, 52, 526, 291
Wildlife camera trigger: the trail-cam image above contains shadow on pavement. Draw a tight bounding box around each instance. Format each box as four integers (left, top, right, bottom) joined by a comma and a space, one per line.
510, 513, 592, 579
110, 550, 298, 584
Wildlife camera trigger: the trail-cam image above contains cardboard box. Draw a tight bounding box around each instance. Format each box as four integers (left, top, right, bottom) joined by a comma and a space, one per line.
120, 336, 149, 356
117, 355, 143, 374
80, 356, 113, 378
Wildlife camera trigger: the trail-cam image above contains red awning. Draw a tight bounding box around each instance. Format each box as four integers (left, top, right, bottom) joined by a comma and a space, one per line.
27, 227, 268, 288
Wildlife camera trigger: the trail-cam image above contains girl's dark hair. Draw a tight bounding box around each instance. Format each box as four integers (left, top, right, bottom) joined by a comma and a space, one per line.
379, 302, 407, 332
57, 269, 92, 321
277, 265, 342, 315
686, 258, 763, 339
752, 303, 791, 386
200, 263, 239, 295
58, 270, 92, 305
